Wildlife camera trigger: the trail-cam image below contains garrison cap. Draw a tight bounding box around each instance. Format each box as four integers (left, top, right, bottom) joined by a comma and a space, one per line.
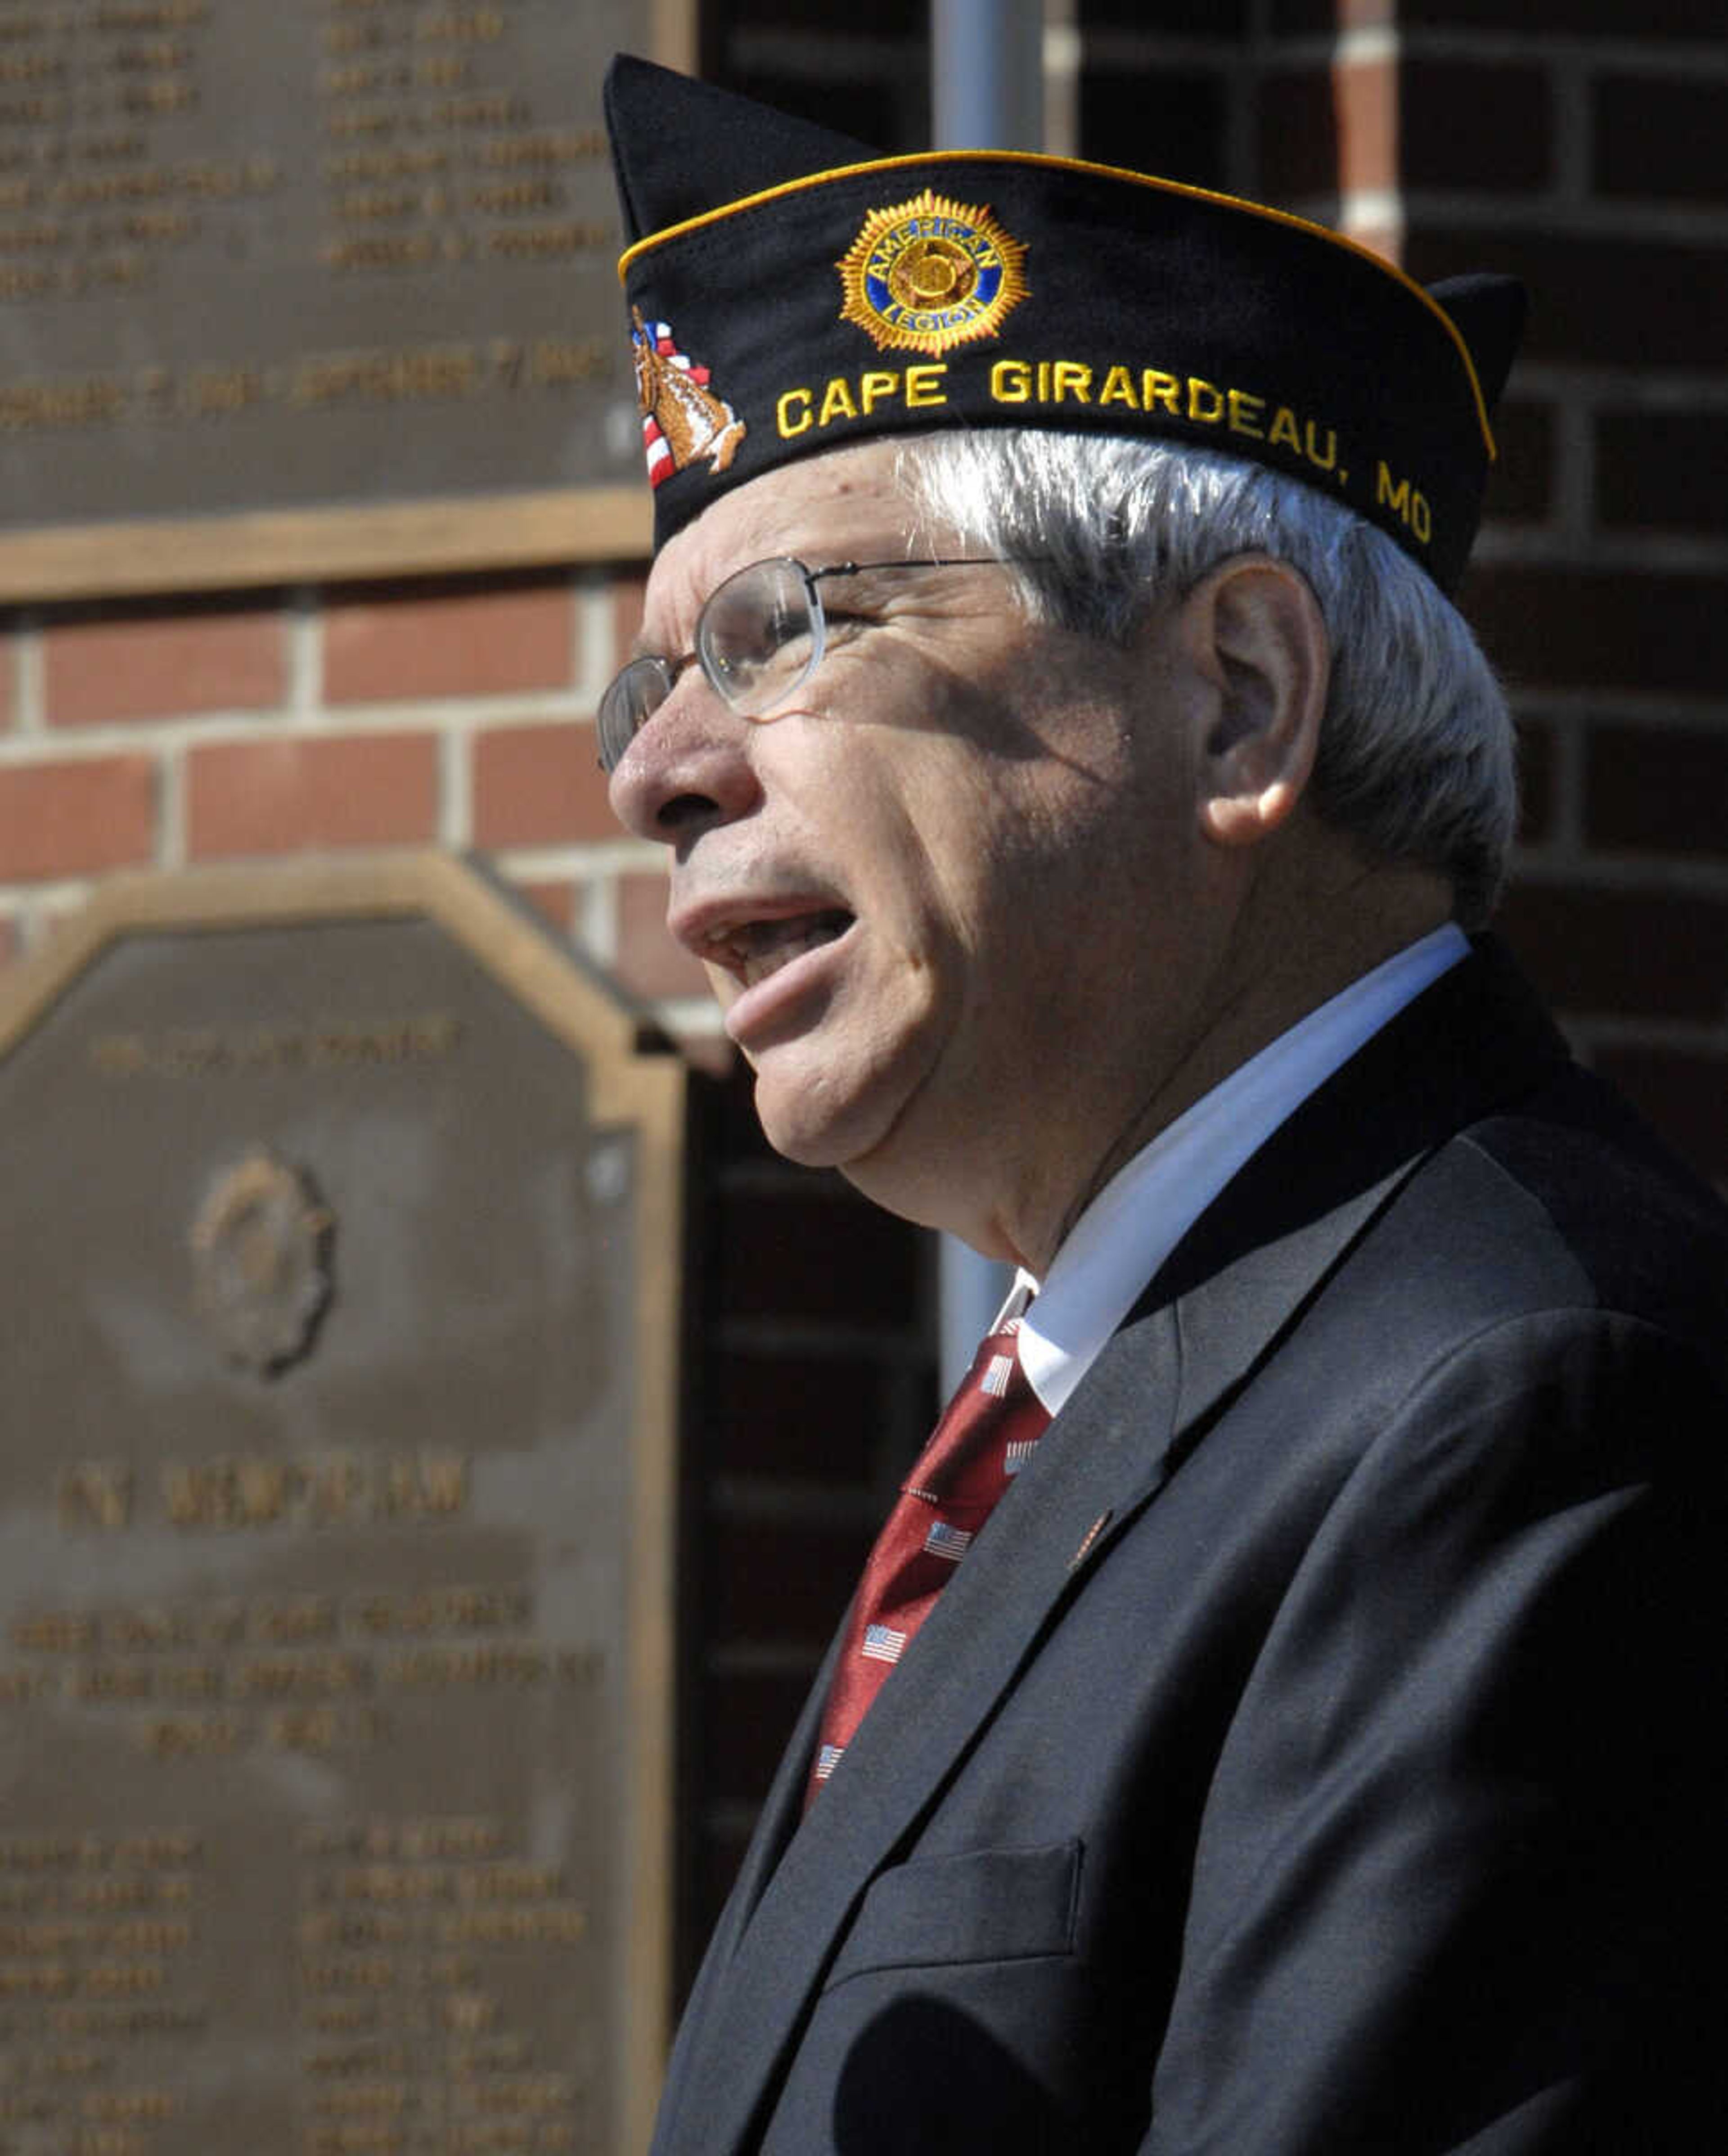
604, 55, 1524, 594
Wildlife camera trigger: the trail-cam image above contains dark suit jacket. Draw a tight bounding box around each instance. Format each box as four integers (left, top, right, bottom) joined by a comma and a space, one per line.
653, 940, 1728, 2155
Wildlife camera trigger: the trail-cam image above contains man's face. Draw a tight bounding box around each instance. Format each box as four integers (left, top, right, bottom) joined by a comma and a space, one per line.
607, 439, 1228, 1262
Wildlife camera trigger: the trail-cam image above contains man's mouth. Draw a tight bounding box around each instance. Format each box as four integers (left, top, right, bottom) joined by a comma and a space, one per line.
708, 909, 854, 990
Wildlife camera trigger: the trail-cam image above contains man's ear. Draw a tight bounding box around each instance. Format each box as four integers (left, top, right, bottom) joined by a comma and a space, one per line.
1177, 555, 1329, 850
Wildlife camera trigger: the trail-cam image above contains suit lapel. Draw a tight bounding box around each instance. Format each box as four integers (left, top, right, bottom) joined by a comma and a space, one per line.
656, 941, 1570, 2155
654, 1297, 1190, 2156
1151, 936, 1568, 1448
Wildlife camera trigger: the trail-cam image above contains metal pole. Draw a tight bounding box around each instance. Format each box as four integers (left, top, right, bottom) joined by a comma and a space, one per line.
931, 0, 1043, 1388
932, 0, 1045, 153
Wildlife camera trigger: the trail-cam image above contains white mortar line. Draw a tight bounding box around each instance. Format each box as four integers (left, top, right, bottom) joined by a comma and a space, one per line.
439, 722, 471, 851
156, 738, 186, 871
580, 872, 618, 967
11, 622, 43, 736
288, 587, 322, 721
1550, 48, 1593, 212
575, 572, 610, 696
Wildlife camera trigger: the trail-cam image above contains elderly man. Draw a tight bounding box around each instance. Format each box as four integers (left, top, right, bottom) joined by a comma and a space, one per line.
602, 57, 1728, 2156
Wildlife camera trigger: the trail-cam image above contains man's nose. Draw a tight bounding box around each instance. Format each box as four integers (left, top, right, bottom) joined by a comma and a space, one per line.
605, 678, 762, 846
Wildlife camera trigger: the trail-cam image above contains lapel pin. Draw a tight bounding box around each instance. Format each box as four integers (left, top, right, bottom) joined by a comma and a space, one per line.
1068, 1510, 1114, 1573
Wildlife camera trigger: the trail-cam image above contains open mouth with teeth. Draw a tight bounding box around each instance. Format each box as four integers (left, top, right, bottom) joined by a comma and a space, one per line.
721, 910, 855, 991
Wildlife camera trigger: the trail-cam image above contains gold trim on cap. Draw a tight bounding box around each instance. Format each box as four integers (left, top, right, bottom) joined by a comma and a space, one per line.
617, 147, 1498, 460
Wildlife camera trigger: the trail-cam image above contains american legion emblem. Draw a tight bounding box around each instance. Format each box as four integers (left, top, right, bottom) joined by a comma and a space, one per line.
837, 189, 1029, 356
630, 307, 747, 488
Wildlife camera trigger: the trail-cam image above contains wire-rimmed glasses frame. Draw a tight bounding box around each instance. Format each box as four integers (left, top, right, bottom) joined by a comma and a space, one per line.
596, 554, 1038, 773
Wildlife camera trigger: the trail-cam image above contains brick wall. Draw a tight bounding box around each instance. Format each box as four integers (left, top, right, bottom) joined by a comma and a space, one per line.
0, 573, 714, 1010
1256, 0, 1728, 1190
2, 0, 1723, 1991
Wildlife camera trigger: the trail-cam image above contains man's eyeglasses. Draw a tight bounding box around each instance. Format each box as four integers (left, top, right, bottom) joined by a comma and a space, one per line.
596, 555, 1033, 773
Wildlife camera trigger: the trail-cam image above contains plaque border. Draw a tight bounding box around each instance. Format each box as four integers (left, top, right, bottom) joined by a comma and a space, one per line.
0, 487, 653, 604
0, 0, 693, 605
0, 850, 687, 2152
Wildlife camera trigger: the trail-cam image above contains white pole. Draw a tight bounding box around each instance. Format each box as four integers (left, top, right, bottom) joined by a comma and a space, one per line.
931, 0, 1043, 1389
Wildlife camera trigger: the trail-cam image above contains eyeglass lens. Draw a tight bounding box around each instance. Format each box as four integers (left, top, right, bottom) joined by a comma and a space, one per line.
598, 557, 824, 771
700, 558, 824, 709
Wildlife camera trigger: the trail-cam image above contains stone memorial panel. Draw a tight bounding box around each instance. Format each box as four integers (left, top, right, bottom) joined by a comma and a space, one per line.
0, 0, 690, 596
0, 855, 685, 2154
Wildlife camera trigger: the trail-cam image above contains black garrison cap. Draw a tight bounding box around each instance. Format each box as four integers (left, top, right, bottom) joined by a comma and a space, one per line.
604, 55, 1525, 595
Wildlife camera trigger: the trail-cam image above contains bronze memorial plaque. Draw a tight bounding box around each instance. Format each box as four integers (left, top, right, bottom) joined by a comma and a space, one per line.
0, 0, 693, 597
0, 856, 685, 2154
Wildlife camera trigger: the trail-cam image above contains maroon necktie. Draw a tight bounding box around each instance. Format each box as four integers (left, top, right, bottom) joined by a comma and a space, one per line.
806, 1313, 1053, 1806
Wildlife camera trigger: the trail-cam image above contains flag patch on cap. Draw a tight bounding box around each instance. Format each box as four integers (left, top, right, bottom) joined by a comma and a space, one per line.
630, 306, 746, 487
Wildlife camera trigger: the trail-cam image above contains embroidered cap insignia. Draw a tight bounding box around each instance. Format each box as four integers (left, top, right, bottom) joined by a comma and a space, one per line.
630, 306, 747, 487
837, 189, 1029, 356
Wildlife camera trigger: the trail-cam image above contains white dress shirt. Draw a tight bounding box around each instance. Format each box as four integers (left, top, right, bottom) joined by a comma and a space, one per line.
1011, 925, 1469, 1417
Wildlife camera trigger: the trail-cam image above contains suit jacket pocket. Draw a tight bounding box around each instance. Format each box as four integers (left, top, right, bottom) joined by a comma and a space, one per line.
823, 1840, 1082, 1992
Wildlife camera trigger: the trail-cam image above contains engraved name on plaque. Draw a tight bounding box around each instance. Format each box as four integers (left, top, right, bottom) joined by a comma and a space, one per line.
0, 855, 685, 2154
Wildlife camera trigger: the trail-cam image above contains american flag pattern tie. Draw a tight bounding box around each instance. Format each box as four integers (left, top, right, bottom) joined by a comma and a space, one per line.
806, 1315, 1053, 1806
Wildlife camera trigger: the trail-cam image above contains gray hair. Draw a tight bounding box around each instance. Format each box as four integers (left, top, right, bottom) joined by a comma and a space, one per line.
894, 429, 1516, 927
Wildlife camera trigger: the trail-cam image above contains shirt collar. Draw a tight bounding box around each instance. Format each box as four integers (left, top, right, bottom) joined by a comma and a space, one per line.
1013, 925, 1469, 1416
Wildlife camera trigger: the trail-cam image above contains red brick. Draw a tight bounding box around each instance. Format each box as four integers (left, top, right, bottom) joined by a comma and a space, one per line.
1402, 60, 1551, 191
1485, 398, 1554, 526
471, 722, 613, 847
1586, 723, 1728, 857
1082, 64, 1229, 191
738, 0, 924, 26
1260, 62, 1398, 201
707, 1666, 824, 1808
1270, 0, 1393, 28
0, 631, 12, 733
721, 68, 898, 153
0, 756, 154, 881
1515, 716, 1558, 848
708, 1349, 916, 1484
1344, 226, 1401, 268
612, 573, 648, 665
1260, 57, 1545, 207
1403, 0, 1710, 29
1592, 1045, 1728, 1188
323, 580, 574, 704
1497, 884, 1728, 1023
1335, 59, 1397, 196
1462, 567, 1728, 700
1258, 68, 1339, 201
43, 602, 285, 728
1597, 410, 1728, 536
1596, 76, 1728, 206
615, 870, 710, 999
1087, 0, 1247, 27
711, 1516, 873, 1646
186, 733, 438, 859
716, 1178, 924, 1326
512, 877, 577, 934
1405, 228, 1728, 371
